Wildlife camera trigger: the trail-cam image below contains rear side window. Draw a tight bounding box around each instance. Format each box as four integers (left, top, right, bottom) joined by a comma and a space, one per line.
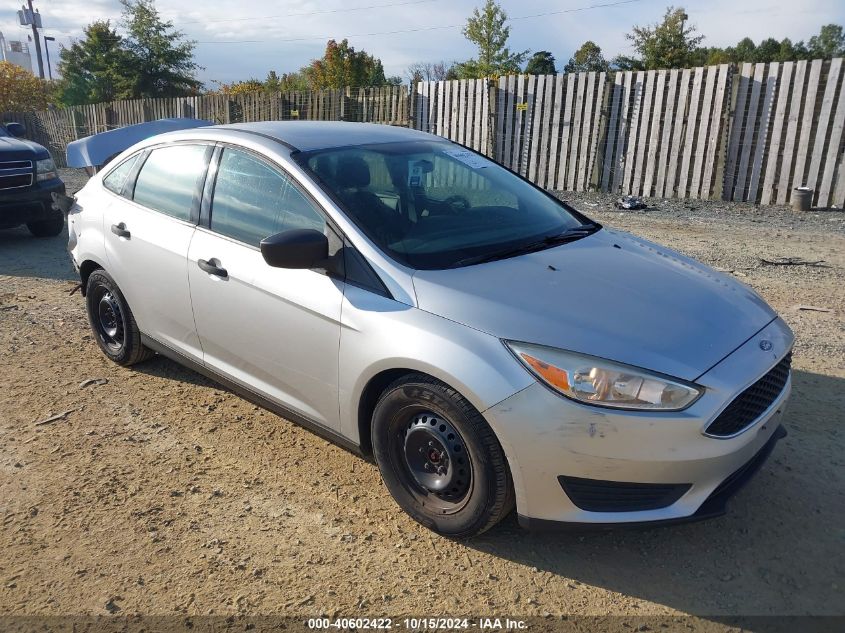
210, 148, 325, 246
102, 154, 139, 195
133, 145, 208, 221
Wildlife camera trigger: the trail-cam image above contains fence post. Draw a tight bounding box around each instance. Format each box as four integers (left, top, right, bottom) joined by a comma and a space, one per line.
408, 84, 416, 129
592, 73, 613, 192
341, 86, 358, 122
718, 63, 741, 200
70, 108, 85, 140
486, 78, 498, 159
104, 103, 116, 130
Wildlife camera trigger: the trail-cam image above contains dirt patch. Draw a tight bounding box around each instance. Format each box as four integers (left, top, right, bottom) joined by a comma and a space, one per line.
0, 170, 843, 621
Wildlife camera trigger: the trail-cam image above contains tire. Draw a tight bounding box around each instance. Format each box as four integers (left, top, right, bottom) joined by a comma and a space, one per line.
85, 269, 154, 366
27, 214, 64, 237
372, 373, 515, 538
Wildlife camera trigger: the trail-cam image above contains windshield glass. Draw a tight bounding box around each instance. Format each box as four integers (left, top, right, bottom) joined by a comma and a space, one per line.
0, 126, 8, 137
296, 141, 592, 269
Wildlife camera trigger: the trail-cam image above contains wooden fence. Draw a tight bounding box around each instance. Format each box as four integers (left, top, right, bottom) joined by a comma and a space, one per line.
2, 86, 409, 169
4, 59, 844, 207
413, 58, 844, 208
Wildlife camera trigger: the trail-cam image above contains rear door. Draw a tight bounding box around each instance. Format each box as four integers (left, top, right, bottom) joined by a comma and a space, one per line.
187, 145, 345, 430
102, 143, 211, 362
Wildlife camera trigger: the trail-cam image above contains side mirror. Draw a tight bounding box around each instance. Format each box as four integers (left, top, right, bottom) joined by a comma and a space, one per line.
260, 229, 328, 269
5, 122, 25, 138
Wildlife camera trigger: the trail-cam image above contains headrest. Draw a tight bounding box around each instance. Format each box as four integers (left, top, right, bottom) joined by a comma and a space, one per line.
335, 156, 371, 188
313, 155, 335, 184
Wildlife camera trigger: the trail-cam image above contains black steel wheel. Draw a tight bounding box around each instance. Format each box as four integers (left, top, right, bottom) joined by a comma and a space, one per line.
372, 374, 514, 537
85, 269, 153, 366
92, 287, 124, 353
400, 410, 473, 512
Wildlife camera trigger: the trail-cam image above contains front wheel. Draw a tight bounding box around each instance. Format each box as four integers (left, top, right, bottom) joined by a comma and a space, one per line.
372, 374, 515, 538
85, 269, 153, 366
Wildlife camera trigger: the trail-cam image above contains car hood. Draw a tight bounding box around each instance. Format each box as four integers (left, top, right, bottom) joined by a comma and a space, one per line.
0, 135, 49, 160
411, 228, 776, 381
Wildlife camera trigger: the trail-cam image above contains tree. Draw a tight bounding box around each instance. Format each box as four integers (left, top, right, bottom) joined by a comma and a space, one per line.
564, 41, 609, 73
732, 37, 757, 63
690, 32, 819, 65
525, 51, 556, 75
0, 61, 53, 111
303, 39, 388, 88
808, 24, 845, 57
406, 61, 451, 83
780, 38, 810, 62
456, 0, 528, 78
626, 6, 704, 69
120, 0, 202, 98
265, 71, 309, 92
609, 55, 644, 71
210, 70, 312, 95
753, 38, 783, 62
368, 59, 389, 86
263, 71, 282, 93
217, 78, 264, 95
56, 21, 130, 105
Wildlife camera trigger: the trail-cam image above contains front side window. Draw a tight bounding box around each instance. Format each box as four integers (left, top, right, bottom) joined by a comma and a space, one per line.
210, 148, 325, 246
133, 144, 208, 221
297, 141, 590, 269
102, 154, 139, 195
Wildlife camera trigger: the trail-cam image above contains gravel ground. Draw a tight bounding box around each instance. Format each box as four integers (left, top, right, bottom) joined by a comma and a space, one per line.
0, 169, 843, 625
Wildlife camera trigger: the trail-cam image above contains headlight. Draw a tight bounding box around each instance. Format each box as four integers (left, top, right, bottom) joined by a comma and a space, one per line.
36, 157, 58, 182
505, 341, 702, 411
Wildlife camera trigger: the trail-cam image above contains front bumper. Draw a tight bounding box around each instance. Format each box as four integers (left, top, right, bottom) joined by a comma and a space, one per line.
484, 317, 794, 528
0, 179, 65, 228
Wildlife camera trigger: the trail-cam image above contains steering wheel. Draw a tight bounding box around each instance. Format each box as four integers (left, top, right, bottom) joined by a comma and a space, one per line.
442, 195, 471, 213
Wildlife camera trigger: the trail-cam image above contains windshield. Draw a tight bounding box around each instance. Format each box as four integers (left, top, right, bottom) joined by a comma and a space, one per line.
0, 126, 8, 138
296, 141, 594, 269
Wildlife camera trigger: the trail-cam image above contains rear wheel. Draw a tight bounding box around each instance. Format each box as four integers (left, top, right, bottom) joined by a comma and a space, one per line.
372, 374, 514, 538
85, 269, 153, 366
27, 214, 64, 237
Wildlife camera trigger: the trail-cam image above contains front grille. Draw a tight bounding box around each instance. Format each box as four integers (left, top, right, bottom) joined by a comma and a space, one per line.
705, 352, 792, 438
0, 160, 33, 190
558, 476, 691, 512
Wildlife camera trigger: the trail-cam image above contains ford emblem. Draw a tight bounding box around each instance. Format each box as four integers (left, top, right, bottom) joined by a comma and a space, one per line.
759, 340, 773, 351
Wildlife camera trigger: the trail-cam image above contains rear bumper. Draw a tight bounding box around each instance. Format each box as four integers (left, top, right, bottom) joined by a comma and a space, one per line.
0, 179, 65, 227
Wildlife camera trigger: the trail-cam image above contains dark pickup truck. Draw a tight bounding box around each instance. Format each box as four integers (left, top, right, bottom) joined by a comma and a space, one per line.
0, 122, 66, 237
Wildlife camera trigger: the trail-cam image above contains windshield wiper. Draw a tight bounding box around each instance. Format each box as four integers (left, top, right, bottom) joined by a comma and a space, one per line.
453, 223, 600, 267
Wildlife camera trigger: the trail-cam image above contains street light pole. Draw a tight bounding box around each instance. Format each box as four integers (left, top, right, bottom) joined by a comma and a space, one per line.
43, 35, 55, 80
26, 0, 45, 78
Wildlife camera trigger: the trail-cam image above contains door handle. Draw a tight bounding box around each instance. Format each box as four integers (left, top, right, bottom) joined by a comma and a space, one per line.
198, 258, 228, 278
111, 223, 130, 239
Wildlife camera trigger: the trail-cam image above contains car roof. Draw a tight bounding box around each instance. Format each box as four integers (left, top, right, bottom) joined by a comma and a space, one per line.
216, 121, 438, 152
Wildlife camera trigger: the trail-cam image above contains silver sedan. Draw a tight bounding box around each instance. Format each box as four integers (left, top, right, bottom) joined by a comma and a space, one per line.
65, 121, 793, 536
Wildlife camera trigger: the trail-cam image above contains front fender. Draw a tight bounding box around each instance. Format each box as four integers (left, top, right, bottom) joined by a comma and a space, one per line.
338, 285, 534, 446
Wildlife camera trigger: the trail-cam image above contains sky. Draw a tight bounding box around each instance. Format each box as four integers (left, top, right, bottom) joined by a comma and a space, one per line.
1, 0, 843, 86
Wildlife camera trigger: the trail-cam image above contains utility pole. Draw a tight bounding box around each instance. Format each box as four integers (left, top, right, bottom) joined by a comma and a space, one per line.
27, 0, 45, 78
